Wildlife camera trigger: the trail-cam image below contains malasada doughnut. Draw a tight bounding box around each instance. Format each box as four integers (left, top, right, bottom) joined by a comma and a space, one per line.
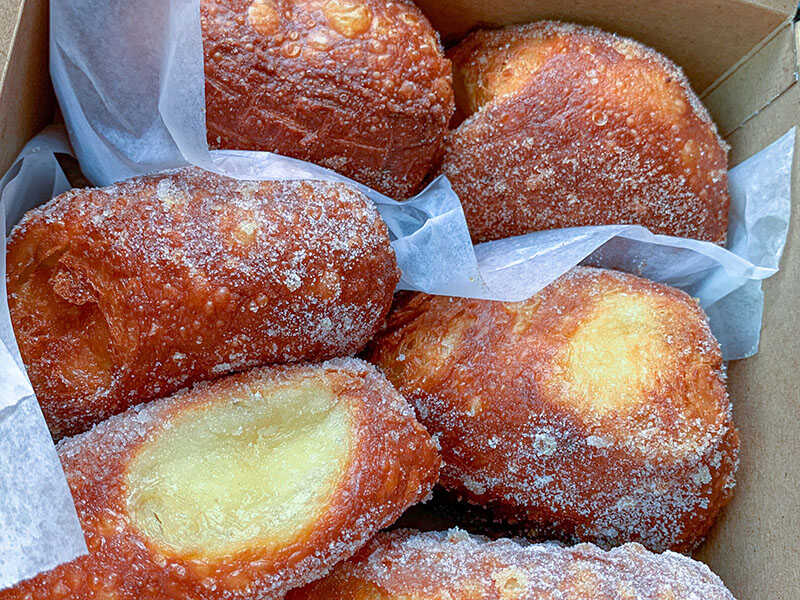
367, 267, 739, 552
0, 359, 440, 600
288, 529, 737, 599
201, 0, 454, 198
442, 21, 730, 243
7, 167, 398, 438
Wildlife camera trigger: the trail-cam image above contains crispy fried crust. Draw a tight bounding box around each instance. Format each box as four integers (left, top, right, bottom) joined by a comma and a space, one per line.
441, 21, 730, 243
6, 167, 399, 438
367, 267, 739, 552
201, 0, 454, 198
288, 529, 737, 599
0, 359, 440, 600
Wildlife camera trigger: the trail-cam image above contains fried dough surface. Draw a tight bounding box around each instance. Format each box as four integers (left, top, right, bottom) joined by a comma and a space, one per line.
367, 267, 738, 552
0, 359, 440, 599
202, 0, 454, 197
288, 529, 737, 599
7, 167, 398, 438
442, 21, 730, 243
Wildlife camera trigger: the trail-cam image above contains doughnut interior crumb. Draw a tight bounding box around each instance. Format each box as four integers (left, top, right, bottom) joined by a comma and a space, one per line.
125, 377, 350, 558
558, 292, 669, 413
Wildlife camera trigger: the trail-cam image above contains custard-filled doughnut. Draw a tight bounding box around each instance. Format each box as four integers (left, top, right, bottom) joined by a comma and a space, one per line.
0, 359, 440, 600
367, 267, 739, 552
7, 167, 398, 438
441, 21, 730, 243
288, 529, 737, 599
201, 0, 454, 198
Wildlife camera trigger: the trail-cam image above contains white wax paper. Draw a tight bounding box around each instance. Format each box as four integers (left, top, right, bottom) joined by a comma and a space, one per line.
472, 126, 794, 358
0, 127, 87, 590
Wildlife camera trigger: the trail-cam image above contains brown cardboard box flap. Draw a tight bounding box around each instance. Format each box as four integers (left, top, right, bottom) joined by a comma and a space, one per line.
0, 0, 51, 174
705, 20, 799, 137
697, 71, 800, 598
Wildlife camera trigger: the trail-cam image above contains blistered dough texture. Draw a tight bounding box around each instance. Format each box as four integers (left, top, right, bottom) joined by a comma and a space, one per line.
442, 21, 730, 243
367, 267, 739, 552
0, 359, 440, 599
6, 167, 399, 438
288, 529, 737, 599
201, 0, 454, 198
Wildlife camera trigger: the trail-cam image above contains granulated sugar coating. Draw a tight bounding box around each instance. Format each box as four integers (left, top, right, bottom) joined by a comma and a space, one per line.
0, 359, 440, 600
367, 267, 739, 553
288, 529, 737, 599
442, 21, 730, 243
6, 167, 399, 439
201, 0, 454, 198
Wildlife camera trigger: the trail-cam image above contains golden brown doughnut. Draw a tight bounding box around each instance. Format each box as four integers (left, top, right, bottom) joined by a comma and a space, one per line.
7, 167, 398, 438
0, 359, 440, 600
441, 21, 730, 243
367, 267, 739, 552
287, 529, 737, 599
201, 0, 454, 198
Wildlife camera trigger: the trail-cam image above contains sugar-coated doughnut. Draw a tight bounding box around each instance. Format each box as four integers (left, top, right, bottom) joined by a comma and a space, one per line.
367, 267, 739, 552
201, 0, 454, 198
0, 359, 440, 599
441, 21, 730, 243
287, 529, 737, 599
7, 167, 398, 438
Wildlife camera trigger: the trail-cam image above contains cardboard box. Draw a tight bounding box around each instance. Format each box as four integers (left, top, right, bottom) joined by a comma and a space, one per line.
1, 0, 798, 597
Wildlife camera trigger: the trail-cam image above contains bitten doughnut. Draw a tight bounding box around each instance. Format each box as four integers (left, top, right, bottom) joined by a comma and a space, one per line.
7, 167, 398, 438
442, 21, 730, 243
0, 359, 440, 600
367, 267, 739, 552
201, 0, 454, 198
288, 529, 737, 599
